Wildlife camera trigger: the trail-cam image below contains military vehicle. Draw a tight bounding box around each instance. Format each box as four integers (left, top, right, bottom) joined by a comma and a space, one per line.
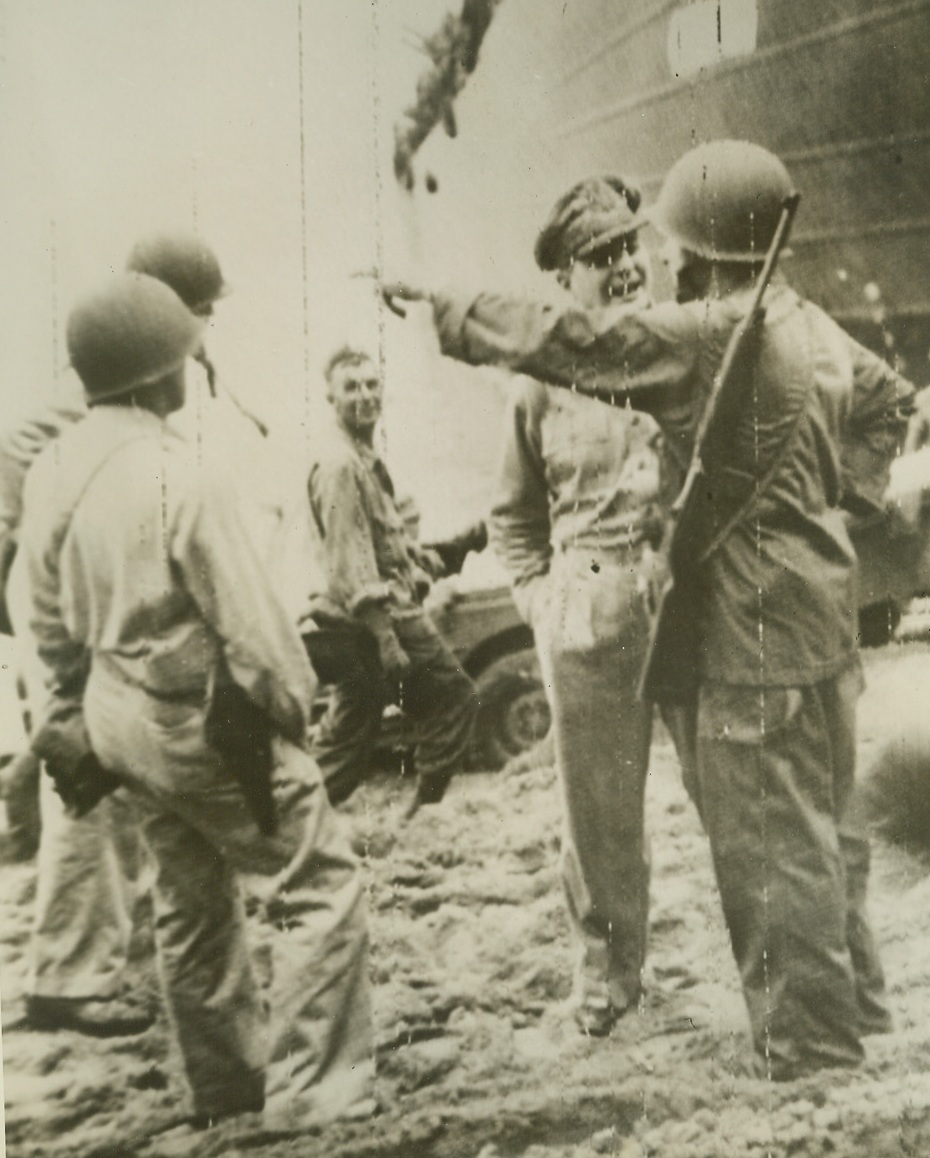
312, 435, 930, 775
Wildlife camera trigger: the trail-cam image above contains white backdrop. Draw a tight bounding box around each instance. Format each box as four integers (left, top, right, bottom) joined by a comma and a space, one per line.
0, 1, 573, 538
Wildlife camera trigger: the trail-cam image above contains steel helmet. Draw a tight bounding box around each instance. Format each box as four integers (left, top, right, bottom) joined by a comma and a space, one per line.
67, 273, 204, 402
126, 232, 229, 314
651, 140, 796, 262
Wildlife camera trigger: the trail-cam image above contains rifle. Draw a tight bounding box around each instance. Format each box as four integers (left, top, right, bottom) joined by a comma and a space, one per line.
639, 193, 801, 705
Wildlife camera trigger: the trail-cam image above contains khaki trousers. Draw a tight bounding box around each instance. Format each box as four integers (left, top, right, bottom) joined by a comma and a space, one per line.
8, 564, 138, 1001
534, 554, 653, 1011
84, 662, 373, 1124
696, 666, 889, 1077
30, 779, 138, 999
310, 609, 477, 794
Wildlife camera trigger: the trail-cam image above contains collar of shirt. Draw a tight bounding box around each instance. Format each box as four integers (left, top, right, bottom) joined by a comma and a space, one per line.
330, 420, 396, 496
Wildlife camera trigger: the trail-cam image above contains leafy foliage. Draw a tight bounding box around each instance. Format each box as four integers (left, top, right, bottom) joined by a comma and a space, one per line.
393, 0, 504, 191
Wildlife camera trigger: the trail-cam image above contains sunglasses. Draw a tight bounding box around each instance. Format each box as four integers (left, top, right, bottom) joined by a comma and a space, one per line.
583, 236, 640, 269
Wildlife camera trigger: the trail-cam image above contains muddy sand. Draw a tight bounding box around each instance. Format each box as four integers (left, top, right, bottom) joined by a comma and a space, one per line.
4, 642, 930, 1158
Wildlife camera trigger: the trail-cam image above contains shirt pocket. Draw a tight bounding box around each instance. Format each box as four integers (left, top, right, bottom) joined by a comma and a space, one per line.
541, 395, 615, 489
698, 683, 804, 745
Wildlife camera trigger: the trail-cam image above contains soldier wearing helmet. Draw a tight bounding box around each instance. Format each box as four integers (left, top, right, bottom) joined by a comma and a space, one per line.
127, 231, 266, 431
129, 233, 304, 615
651, 138, 796, 279
4, 231, 234, 649
489, 175, 680, 1036
384, 139, 912, 1079
0, 345, 147, 1035
0, 232, 279, 1040
126, 231, 230, 317
18, 272, 374, 1131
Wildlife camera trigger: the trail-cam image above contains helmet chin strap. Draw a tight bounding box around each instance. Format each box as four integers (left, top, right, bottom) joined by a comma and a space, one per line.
194, 347, 217, 397
193, 348, 269, 438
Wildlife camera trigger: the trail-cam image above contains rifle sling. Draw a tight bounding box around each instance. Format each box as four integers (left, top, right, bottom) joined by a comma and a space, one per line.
697, 305, 813, 566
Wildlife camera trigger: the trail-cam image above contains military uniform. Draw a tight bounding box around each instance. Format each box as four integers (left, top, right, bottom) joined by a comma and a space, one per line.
426, 276, 910, 1075
22, 308, 373, 1124
491, 373, 672, 1017
307, 421, 477, 803
0, 382, 144, 1015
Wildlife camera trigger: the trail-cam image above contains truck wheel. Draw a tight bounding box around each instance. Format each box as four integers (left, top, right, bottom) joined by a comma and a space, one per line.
469, 648, 551, 771
858, 599, 902, 647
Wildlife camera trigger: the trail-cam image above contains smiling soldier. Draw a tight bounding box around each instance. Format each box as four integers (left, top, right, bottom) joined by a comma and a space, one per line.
304, 347, 478, 816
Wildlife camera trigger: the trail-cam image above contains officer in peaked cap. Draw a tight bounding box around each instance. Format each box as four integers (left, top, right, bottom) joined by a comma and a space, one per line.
490, 174, 677, 1036
384, 139, 910, 1079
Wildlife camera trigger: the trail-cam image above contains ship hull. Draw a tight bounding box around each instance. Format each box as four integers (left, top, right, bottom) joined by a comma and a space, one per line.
534, 0, 930, 367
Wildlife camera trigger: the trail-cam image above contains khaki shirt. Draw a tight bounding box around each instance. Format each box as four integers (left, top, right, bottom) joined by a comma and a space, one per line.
20, 406, 314, 739
307, 422, 429, 621
491, 374, 674, 620
434, 284, 914, 685
0, 378, 86, 566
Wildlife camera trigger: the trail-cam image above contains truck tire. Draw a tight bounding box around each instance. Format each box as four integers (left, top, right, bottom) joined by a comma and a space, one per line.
861, 718, 930, 850
858, 599, 902, 647
468, 648, 551, 771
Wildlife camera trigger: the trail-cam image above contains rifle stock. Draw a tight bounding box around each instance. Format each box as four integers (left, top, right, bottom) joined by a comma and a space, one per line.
639, 193, 801, 705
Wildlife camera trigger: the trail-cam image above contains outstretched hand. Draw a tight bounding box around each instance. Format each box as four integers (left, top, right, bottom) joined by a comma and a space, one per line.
381, 281, 431, 319
351, 270, 430, 319
380, 280, 429, 304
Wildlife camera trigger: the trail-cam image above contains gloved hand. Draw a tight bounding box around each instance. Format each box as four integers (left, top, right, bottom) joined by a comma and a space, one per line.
32, 702, 121, 819
412, 545, 447, 581
356, 605, 411, 682
376, 628, 411, 682
46, 751, 122, 820
408, 565, 432, 604
424, 520, 488, 578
